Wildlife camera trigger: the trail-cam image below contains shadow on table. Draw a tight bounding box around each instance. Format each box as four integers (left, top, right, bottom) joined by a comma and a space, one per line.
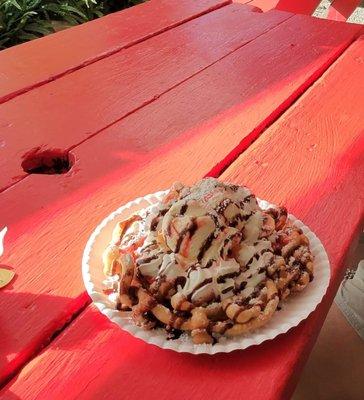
0, 288, 103, 391
0, 300, 326, 400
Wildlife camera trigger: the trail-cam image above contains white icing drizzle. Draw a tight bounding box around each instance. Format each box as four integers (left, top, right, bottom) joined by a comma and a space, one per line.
158, 253, 186, 280
235, 240, 274, 298
119, 179, 277, 305
137, 252, 165, 277
243, 211, 263, 244
179, 259, 242, 303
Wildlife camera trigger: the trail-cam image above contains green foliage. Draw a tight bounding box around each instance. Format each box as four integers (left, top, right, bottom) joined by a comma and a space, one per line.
0, 0, 144, 49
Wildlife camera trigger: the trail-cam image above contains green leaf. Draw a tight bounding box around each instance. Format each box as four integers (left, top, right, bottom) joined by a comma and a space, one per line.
8, 0, 22, 11
0, 0, 147, 49
25, 22, 52, 35
41, 3, 63, 13
0, 37, 10, 48
93, 10, 103, 17
59, 5, 87, 20
61, 14, 79, 25
17, 31, 40, 40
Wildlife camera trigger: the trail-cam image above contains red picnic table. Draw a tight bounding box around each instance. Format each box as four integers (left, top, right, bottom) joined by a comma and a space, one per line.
0, 0, 363, 399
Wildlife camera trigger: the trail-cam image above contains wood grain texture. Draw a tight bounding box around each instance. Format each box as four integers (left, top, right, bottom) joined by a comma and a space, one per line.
0, 13, 361, 386
0, 4, 291, 192
328, 0, 361, 21
0, 0, 231, 104
2, 37, 363, 400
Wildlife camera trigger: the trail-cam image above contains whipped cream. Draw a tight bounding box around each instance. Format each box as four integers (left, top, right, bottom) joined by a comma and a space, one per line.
132, 179, 274, 304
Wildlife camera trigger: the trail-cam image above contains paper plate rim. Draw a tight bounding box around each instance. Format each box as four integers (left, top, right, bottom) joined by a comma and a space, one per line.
82, 190, 331, 354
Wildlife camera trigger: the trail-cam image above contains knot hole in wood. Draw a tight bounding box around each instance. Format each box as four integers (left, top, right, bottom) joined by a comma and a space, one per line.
21, 148, 74, 175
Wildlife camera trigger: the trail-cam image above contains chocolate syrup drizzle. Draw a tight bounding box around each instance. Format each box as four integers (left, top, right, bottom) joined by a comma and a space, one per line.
186, 277, 213, 301
174, 217, 198, 253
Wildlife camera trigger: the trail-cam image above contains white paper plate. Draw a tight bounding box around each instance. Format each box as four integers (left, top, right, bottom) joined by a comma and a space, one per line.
82, 190, 330, 354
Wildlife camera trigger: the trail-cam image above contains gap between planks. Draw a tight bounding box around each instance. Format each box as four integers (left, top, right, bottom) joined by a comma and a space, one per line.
204, 30, 363, 178
0, 0, 231, 106
0, 33, 361, 391
0, 297, 91, 390
0, 13, 293, 195
2, 13, 360, 194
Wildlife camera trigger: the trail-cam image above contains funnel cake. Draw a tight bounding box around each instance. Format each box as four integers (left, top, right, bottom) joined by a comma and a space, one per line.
102, 179, 314, 344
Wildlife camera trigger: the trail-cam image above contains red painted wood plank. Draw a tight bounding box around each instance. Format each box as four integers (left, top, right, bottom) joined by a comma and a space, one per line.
250, 0, 361, 17
328, 0, 360, 21
275, 0, 320, 14
0, 0, 231, 104
0, 4, 290, 192
2, 35, 363, 400
248, 0, 319, 14
219, 37, 364, 398
0, 15, 361, 385
247, 0, 279, 12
